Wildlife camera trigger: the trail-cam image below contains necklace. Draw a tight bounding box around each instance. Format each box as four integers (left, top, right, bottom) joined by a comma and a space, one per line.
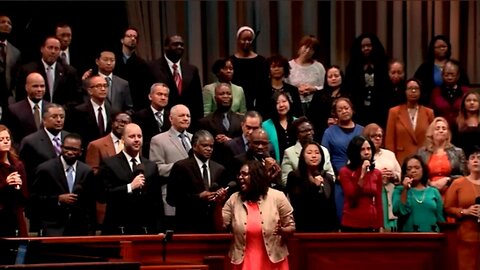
412, 189, 426, 204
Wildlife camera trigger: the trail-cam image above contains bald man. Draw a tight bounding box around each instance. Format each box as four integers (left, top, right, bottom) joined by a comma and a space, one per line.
6, 72, 50, 145
97, 123, 163, 235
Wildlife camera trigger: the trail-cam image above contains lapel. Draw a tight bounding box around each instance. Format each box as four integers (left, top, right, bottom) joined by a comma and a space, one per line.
19, 100, 36, 129
110, 75, 118, 106
397, 105, 417, 143
415, 106, 428, 141
103, 135, 116, 156
53, 157, 70, 193
39, 129, 57, 157
212, 111, 227, 134
293, 142, 302, 156
168, 128, 188, 156
190, 157, 205, 188
54, 61, 64, 94
117, 152, 134, 179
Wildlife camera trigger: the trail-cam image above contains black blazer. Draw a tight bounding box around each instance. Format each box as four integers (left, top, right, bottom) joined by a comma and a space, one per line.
65, 101, 112, 150
197, 110, 243, 139
6, 99, 49, 146
31, 158, 96, 236
167, 156, 228, 233
19, 129, 69, 188
16, 60, 83, 108
132, 108, 171, 158
97, 153, 163, 235
149, 57, 203, 128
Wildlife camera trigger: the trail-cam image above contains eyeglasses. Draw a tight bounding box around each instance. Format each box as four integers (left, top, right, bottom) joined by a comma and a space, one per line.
370, 134, 383, 139
90, 83, 108, 89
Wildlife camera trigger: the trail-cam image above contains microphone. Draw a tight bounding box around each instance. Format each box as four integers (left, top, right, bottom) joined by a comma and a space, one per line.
133, 164, 145, 194
313, 170, 324, 193
9, 164, 20, 190
475, 197, 480, 223
212, 181, 237, 200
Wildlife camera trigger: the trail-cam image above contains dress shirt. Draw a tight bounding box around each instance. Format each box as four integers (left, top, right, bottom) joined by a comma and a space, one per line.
171, 128, 191, 151
151, 106, 165, 126
60, 155, 77, 192
90, 99, 107, 131
60, 47, 70, 65
165, 56, 182, 79
44, 128, 62, 147
110, 133, 122, 154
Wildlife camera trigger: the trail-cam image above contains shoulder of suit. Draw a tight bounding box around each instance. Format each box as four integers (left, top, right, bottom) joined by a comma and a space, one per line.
112, 75, 128, 84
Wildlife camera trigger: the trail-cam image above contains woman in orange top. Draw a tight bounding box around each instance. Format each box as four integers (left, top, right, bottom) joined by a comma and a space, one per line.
417, 117, 467, 195
445, 147, 480, 270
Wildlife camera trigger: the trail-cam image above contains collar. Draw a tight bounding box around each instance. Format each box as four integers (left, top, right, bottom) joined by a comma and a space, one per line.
98, 72, 113, 80
61, 47, 69, 55
27, 98, 42, 110
164, 55, 180, 69
60, 155, 77, 172
150, 106, 164, 115
110, 132, 121, 143
44, 128, 61, 142
122, 150, 140, 164
41, 59, 57, 70
194, 154, 209, 169
90, 99, 105, 110
171, 127, 187, 137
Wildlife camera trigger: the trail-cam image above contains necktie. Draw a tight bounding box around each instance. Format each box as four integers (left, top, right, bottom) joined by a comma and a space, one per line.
202, 163, 209, 188
131, 157, 137, 172
60, 52, 68, 64
116, 139, 124, 154
179, 133, 191, 152
105, 77, 113, 100
33, 104, 41, 129
66, 166, 75, 192
222, 113, 230, 131
46, 66, 55, 101
172, 64, 182, 95
53, 136, 62, 156
97, 107, 105, 135
155, 111, 163, 130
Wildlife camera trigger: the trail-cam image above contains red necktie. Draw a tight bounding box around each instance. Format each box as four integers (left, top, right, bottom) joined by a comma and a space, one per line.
172, 64, 182, 95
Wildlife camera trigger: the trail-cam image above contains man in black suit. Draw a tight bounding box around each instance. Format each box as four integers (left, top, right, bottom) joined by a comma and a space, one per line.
98, 123, 162, 235
115, 27, 151, 111
31, 133, 96, 236
19, 103, 69, 189
15, 36, 82, 108
6, 72, 49, 145
150, 35, 203, 129
167, 130, 229, 233
224, 110, 262, 159
198, 82, 243, 164
132, 82, 171, 158
65, 75, 111, 152
0, 14, 21, 113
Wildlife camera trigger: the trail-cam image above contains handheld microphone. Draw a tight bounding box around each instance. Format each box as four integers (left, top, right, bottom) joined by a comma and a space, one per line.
9, 164, 20, 190
313, 170, 324, 193
475, 197, 480, 223
133, 164, 145, 194
212, 181, 237, 200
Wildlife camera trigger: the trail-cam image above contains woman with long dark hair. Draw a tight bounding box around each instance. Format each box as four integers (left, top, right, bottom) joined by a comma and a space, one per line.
454, 90, 480, 154
287, 142, 337, 232
338, 136, 383, 232
223, 160, 295, 270
0, 125, 28, 237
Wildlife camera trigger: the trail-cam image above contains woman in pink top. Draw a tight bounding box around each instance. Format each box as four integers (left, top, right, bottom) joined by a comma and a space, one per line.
222, 160, 295, 270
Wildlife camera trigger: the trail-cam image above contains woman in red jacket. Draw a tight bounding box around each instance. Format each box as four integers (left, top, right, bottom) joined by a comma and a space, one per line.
339, 135, 383, 232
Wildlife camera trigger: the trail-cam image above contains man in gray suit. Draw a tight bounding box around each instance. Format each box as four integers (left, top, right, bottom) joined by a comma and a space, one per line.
0, 14, 21, 113
95, 50, 133, 113
149, 104, 191, 229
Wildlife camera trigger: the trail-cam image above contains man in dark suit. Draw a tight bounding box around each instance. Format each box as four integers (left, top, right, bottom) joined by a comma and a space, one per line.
31, 133, 96, 236
198, 82, 243, 164
132, 82, 171, 158
0, 14, 21, 113
115, 27, 151, 111
93, 50, 133, 113
98, 123, 162, 235
19, 103, 69, 189
6, 72, 49, 145
65, 75, 112, 152
167, 130, 228, 233
15, 36, 82, 108
150, 35, 203, 129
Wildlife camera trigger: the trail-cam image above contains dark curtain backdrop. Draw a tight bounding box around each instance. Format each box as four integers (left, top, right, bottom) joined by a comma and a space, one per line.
3, 1, 479, 86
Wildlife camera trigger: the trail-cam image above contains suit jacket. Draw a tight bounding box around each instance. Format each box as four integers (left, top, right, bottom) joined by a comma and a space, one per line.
149, 128, 192, 217
385, 104, 434, 165
132, 108, 171, 158
280, 141, 335, 187
167, 156, 228, 232
65, 101, 112, 150
114, 51, 151, 110
198, 110, 243, 139
150, 57, 203, 128
2, 42, 21, 102
225, 136, 247, 157
31, 158, 95, 236
16, 60, 82, 108
108, 75, 133, 112
98, 152, 162, 235
6, 99, 49, 145
85, 134, 116, 174
19, 129, 69, 188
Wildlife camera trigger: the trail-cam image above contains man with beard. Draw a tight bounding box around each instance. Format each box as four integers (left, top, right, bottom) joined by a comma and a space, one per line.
31, 133, 96, 236
114, 27, 151, 110
98, 123, 162, 235
6, 72, 49, 145
0, 14, 21, 112
150, 35, 203, 130
198, 83, 243, 164
167, 130, 228, 232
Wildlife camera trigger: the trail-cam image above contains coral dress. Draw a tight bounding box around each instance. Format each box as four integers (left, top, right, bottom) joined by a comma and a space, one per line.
232, 202, 289, 270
